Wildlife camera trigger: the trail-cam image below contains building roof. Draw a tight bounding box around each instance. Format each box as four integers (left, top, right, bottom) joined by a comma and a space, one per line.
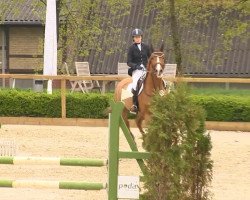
0, 0, 44, 25
1, 0, 249, 77
85, 0, 250, 77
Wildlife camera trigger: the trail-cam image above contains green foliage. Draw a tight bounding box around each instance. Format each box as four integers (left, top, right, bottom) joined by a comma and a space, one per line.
0, 89, 111, 118
0, 89, 249, 121
56, 0, 131, 66
0, 89, 60, 117
142, 83, 213, 200
192, 89, 250, 121
192, 95, 250, 121
191, 87, 250, 96
144, 0, 250, 72
66, 92, 110, 118
0, 0, 131, 69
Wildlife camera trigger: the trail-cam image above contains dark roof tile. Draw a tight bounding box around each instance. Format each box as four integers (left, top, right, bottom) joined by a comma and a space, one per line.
0, 0, 44, 25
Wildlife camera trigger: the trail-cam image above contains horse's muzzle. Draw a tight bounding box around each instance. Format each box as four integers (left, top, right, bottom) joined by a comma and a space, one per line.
154, 68, 163, 78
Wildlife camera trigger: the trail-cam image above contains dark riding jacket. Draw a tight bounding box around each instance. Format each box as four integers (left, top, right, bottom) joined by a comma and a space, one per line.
127, 43, 151, 76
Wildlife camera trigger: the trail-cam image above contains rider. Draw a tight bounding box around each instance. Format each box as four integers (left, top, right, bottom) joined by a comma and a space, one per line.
127, 28, 151, 114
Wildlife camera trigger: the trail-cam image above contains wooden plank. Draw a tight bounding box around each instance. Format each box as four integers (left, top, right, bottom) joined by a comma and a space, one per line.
176, 77, 250, 83
0, 117, 108, 127
0, 117, 249, 131
0, 74, 249, 83
205, 121, 250, 132
60, 78, 66, 118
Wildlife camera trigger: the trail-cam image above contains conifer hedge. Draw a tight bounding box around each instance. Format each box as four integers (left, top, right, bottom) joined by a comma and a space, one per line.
142, 84, 213, 200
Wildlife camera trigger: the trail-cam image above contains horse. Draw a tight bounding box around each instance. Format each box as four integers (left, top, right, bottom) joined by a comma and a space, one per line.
114, 44, 166, 137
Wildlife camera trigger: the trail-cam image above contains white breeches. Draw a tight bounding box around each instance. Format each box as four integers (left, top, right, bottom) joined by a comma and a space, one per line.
132, 69, 146, 91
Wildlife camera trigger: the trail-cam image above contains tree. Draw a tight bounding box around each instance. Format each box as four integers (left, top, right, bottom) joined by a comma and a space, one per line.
0, 0, 131, 71
145, 0, 250, 75
43, 0, 131, 69
142, 83, 213, 200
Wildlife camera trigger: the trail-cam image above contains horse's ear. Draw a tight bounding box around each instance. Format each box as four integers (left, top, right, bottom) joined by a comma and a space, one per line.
160, 41, 164, 52
150, 44, 154, 54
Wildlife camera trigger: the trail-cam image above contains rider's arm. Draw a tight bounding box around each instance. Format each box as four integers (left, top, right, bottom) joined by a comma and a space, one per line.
127, 46, 138, 70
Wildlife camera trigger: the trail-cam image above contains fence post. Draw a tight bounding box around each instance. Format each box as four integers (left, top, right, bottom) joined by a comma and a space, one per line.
61, 77, 66, 118
108, 102, 124, 200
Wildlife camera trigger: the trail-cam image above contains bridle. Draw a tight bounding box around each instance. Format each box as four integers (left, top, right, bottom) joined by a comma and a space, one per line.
143, 52, 166, 96
148, 52, 165, 75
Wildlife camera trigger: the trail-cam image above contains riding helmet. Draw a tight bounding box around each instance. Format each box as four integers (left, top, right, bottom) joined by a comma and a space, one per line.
132, 28, 143, 37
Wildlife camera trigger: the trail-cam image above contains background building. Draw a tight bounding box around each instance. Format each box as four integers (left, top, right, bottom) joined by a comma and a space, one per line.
0, 0, 249, 84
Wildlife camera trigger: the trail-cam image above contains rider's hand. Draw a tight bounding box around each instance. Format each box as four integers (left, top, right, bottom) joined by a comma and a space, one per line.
136, 65, 143, 70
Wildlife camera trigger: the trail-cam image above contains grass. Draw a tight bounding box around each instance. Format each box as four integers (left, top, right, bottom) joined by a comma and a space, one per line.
191, 87, 250, 96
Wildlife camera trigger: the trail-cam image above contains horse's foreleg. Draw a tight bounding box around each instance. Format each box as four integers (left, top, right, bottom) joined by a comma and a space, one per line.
122, 109, 135, 141
121, 109, 130, 129
136, 112, 145, 136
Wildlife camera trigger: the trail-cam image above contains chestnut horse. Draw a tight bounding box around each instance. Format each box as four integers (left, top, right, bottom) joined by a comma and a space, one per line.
114, 45, 166, 136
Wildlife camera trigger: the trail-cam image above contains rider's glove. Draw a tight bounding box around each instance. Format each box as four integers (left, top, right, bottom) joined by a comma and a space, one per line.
136, 65, 143, 70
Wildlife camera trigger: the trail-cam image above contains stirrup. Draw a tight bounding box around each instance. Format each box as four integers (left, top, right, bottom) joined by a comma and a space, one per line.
130, 105, 138, 114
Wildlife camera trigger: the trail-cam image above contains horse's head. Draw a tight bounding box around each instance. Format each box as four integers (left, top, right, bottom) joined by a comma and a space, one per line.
147, 43, 165, 78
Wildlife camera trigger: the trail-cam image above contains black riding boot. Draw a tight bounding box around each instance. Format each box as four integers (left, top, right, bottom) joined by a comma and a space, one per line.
130, 89, 138, 114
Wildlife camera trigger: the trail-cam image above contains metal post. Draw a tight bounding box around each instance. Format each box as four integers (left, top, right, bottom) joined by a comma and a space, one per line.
108, 102, 124, 200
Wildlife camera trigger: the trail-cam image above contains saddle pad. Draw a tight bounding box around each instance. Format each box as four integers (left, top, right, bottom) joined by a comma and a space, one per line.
121, 88, 133, 101
121, 83, 144, 101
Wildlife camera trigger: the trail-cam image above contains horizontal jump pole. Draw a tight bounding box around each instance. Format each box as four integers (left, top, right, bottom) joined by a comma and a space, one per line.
0, 179, 106, 190
0, 156, 107, 167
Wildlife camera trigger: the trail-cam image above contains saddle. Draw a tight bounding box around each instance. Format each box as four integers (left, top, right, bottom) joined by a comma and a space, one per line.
136, 74, 146, 95
121, 74, 146, 102
131, 74, 146, 112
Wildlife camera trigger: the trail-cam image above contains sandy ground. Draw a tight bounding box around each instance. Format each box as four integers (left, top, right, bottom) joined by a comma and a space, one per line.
0, 125, 249, 200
